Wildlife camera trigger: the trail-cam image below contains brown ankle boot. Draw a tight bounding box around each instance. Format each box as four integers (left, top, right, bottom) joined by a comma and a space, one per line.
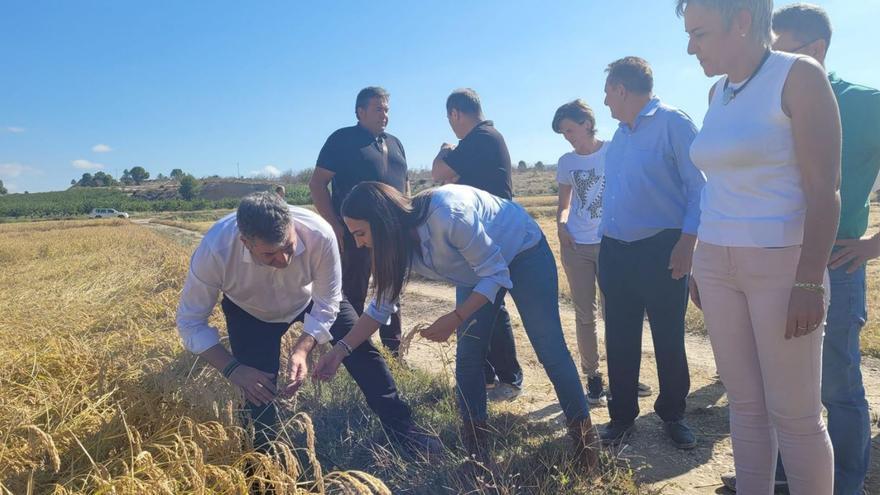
568, 415, 600, 474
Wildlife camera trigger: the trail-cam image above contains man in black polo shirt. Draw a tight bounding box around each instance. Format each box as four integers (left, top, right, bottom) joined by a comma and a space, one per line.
431, 88, 523, 400
309, 86, 408, 354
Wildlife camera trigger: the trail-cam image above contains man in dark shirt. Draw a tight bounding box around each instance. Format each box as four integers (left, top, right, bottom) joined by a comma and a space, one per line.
309, 86, 409, 354
432, 88, 523, 399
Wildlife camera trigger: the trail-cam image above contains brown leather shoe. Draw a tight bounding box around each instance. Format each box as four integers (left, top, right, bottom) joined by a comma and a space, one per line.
568, 415, 600, 474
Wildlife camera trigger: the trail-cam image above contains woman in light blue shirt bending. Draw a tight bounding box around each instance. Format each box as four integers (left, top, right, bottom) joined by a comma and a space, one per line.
313, 182, 598, 473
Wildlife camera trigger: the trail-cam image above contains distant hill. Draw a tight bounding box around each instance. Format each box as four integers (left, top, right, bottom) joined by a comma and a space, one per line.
2, 170, 557, 220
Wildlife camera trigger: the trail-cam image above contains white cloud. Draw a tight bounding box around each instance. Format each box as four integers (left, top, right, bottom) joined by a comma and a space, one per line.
72, 159, 106, 170
0, 162, 42, 178
249, 165, 281, 178
92, 144, 112, 153
4, 126, 25, 133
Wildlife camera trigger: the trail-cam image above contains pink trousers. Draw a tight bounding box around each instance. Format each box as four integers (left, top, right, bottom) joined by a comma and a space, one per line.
693, 242, 833, 495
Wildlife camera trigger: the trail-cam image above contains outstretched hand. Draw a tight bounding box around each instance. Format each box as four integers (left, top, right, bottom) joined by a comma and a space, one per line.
228, 365, 277, 406
313, 345, 346, 382
421, 312, 460, 343
280, 351, 309, 397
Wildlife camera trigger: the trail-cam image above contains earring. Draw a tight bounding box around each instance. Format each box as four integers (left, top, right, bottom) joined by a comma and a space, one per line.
741, 32, 746, 38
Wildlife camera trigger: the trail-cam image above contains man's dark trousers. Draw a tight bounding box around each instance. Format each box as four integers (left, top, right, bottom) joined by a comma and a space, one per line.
342, 232, 402, 353
221, 296, 413, 451
453, 285, 523, 387
598, 229, 690, 424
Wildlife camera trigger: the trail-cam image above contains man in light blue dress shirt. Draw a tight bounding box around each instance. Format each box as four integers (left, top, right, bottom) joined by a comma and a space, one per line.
596, 56, 706, 450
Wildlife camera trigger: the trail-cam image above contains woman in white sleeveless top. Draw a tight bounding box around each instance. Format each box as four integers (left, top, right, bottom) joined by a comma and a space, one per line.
676, 1, 840, 494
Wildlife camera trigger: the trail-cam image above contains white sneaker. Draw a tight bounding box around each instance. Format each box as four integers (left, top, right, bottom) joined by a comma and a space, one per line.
487, 382, 522, 402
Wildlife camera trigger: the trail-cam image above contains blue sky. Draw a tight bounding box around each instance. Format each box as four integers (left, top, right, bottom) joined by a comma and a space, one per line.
2, 0, 878, 193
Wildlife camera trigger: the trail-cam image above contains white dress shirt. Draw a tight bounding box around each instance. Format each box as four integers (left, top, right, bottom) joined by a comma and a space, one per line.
176, 206, 342, 353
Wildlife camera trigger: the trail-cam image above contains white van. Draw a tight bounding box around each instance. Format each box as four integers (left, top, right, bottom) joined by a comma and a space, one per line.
89, 208, 129, 219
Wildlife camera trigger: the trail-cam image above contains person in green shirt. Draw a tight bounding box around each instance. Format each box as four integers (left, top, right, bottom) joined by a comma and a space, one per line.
720, 4, 880, 494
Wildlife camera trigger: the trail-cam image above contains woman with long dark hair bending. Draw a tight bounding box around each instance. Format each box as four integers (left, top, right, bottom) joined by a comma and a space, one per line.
313, 182, 598, 471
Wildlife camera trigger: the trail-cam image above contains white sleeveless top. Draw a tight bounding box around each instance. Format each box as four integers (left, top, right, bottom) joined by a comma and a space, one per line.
690, 51, 805, 248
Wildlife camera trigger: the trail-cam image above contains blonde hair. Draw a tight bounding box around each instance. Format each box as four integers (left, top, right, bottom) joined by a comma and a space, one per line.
676, 0, 773, 47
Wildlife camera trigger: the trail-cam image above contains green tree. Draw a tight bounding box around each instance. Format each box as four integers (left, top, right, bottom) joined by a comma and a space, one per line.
517, 160, 528, 171
129, 166, 150, 184
78, 173, 95, 187
92, 171, 116, 187
0, 180, 7, 195
534, 161, 545, 171
178, 174, 201, 200
170, 168, 185, 180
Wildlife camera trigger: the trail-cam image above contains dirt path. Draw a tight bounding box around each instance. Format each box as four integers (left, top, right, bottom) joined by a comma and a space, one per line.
132, 219, 204, 244
141, 220, 880, 494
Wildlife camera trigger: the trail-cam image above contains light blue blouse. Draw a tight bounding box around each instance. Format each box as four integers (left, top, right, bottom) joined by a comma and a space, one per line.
365, 184, 543, 324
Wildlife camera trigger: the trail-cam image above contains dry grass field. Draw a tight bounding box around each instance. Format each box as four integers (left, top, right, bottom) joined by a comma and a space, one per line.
0, 219, 645, 494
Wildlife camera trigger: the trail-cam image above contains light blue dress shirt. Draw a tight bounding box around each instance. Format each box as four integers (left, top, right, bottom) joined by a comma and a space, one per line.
600, 98, 706, 242
365, 184, 543, 325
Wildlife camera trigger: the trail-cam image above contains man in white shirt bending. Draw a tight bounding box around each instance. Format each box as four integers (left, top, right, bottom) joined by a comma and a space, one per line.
176, 192, 438, 455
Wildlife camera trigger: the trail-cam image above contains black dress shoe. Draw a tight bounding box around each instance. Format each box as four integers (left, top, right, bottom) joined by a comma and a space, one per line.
600, 420, 635, 446
664, 420, 696, 450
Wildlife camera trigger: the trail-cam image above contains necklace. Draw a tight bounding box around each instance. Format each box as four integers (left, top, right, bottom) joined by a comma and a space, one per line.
722, 50, 771, 105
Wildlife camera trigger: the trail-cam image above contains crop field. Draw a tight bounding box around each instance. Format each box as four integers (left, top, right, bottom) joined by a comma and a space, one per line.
0, 219, 645, 494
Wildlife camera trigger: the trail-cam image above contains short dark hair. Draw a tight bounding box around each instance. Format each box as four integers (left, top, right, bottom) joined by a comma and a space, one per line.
773, 3, 832, 47
355, 86, 389, 112
236, 192, 292, 244
446, 88, 484, 118
552, 99, 597, 135
605, 57, 653, 95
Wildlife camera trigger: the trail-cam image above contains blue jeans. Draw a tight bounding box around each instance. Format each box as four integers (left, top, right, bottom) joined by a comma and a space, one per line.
454, 237, 589, 423
455, 287, 524, 388
775, 264, 870, 494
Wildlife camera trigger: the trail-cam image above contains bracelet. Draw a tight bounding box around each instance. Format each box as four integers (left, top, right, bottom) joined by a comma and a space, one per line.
794, 282, 825, 295
336, 340, 353, 356
221, 358, 241, 379
452, 309, 465, 324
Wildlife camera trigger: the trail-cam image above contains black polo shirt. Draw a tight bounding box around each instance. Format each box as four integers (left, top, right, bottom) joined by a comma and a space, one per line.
443, 120, 513, 199
316, 124, 408, 214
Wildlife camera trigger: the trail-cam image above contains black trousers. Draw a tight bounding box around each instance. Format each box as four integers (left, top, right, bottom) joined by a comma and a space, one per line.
342, 232, 401, 353
457, 289, 523, 388
221, 296, 413, 451
597, 229, 690, 424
